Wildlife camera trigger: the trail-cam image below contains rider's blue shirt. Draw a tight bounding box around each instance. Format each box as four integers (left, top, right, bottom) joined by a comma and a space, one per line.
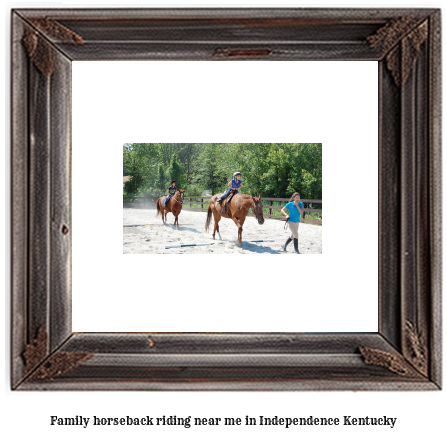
285, 201, 304, 223
230, 179, 242, 189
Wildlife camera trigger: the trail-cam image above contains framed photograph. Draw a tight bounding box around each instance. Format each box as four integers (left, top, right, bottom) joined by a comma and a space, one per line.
11, 8, 441, 390
121, 142, 323, 254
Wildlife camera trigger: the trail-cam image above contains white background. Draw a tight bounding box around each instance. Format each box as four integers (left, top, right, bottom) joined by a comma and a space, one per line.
72, 60, 378, 332
2, 1, 445, 438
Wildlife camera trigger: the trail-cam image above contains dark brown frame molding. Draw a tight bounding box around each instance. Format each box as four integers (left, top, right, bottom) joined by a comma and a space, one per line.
11, 8, 442, 390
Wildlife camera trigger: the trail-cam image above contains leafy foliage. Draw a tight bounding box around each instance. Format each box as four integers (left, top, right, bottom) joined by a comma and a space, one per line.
122, 143, 322, 202
167, 154, 187, 188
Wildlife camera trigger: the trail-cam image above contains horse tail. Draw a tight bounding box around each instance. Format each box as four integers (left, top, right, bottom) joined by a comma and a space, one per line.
156, 199, 161, 217
205, 202, 213, 232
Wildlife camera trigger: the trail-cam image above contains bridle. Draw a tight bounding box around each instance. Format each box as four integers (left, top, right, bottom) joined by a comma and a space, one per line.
241, 197, 263, 219
251, 200, 264, 219
172, 191, 184, 205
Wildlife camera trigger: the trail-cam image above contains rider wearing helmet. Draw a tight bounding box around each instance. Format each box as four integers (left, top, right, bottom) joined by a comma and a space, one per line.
162, 180, 177, 206
217, 172, 242, 204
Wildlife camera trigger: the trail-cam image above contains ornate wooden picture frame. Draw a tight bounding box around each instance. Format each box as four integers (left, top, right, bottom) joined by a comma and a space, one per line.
11, 8, 441, 390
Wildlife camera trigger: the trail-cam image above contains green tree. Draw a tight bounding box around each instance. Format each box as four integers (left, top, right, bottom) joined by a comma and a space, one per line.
155, 163, 168, 195
123, 142, 322, 201
176, 143, 200, 184
167, 154, 187, 189
258, 146, 290, 197
123, 143, 160, 195
123, 144, 143, 195
158, 143, 175, 167
194, 144, 227, 195
286, 143, 322, 200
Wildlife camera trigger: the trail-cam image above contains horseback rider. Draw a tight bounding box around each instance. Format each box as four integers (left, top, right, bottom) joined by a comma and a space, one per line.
217, 172, 242, 204
162, 180, 177, 206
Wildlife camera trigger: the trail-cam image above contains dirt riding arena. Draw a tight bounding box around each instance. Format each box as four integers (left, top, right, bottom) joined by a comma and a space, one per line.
123, 207, 322, 254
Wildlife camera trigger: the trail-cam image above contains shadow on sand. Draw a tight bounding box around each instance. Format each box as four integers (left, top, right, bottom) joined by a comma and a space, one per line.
163, 224, 202, 234
206, 239, 284, 255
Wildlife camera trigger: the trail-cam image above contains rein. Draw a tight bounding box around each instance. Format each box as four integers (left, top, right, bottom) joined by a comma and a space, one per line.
240, 197, 263, 218
172, 194, 184, 205
168, 192, 184, 205
251, 201, 264, 218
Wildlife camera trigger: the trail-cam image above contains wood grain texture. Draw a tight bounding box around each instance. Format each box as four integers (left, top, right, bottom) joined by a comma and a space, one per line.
400, 29, 431, 377
27, 352, 94, 381
22, 25, 55, 76
11, 7, 442, 391
378, 59, 401, 350
359, 345, 423, 379
28, 55, 51, 346
28, 17, 84, 45
12, 8, 435, 62
11, 13, 29, 389
428, 9, 442, 388
23, 327, 48, 373
13, 7, 436, 21
49, 50, 72, 350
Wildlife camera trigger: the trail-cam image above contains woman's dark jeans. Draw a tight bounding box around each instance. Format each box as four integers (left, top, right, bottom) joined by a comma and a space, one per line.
218, 188, 235, 202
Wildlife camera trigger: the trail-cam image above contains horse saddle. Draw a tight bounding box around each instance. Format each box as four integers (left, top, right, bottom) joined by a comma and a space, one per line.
222, 191, 236, 214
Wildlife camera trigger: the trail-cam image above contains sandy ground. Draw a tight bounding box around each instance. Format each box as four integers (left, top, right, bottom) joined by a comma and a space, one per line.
123, 207, 322, 254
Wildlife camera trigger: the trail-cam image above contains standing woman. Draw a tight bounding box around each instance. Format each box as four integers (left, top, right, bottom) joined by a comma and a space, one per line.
162, 180, 177, 206
281, 192, 304, 253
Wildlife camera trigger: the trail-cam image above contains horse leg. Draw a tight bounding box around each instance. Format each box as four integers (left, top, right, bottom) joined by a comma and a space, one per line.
158, 201, 163, 224
159, 203, 164, 224
238, 217, 246, 246
175, 214, 179, 229
215, 212, 222, 240
232, 217, 243, 246
212, 210, 221, 240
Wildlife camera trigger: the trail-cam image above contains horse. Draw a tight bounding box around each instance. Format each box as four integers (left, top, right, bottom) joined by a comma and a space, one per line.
205, 192, 264, 246
156, 189, 185, 229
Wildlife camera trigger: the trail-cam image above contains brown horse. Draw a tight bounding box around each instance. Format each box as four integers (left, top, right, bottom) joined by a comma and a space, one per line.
156, 189, 185, 229
205, 192, 264, 245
